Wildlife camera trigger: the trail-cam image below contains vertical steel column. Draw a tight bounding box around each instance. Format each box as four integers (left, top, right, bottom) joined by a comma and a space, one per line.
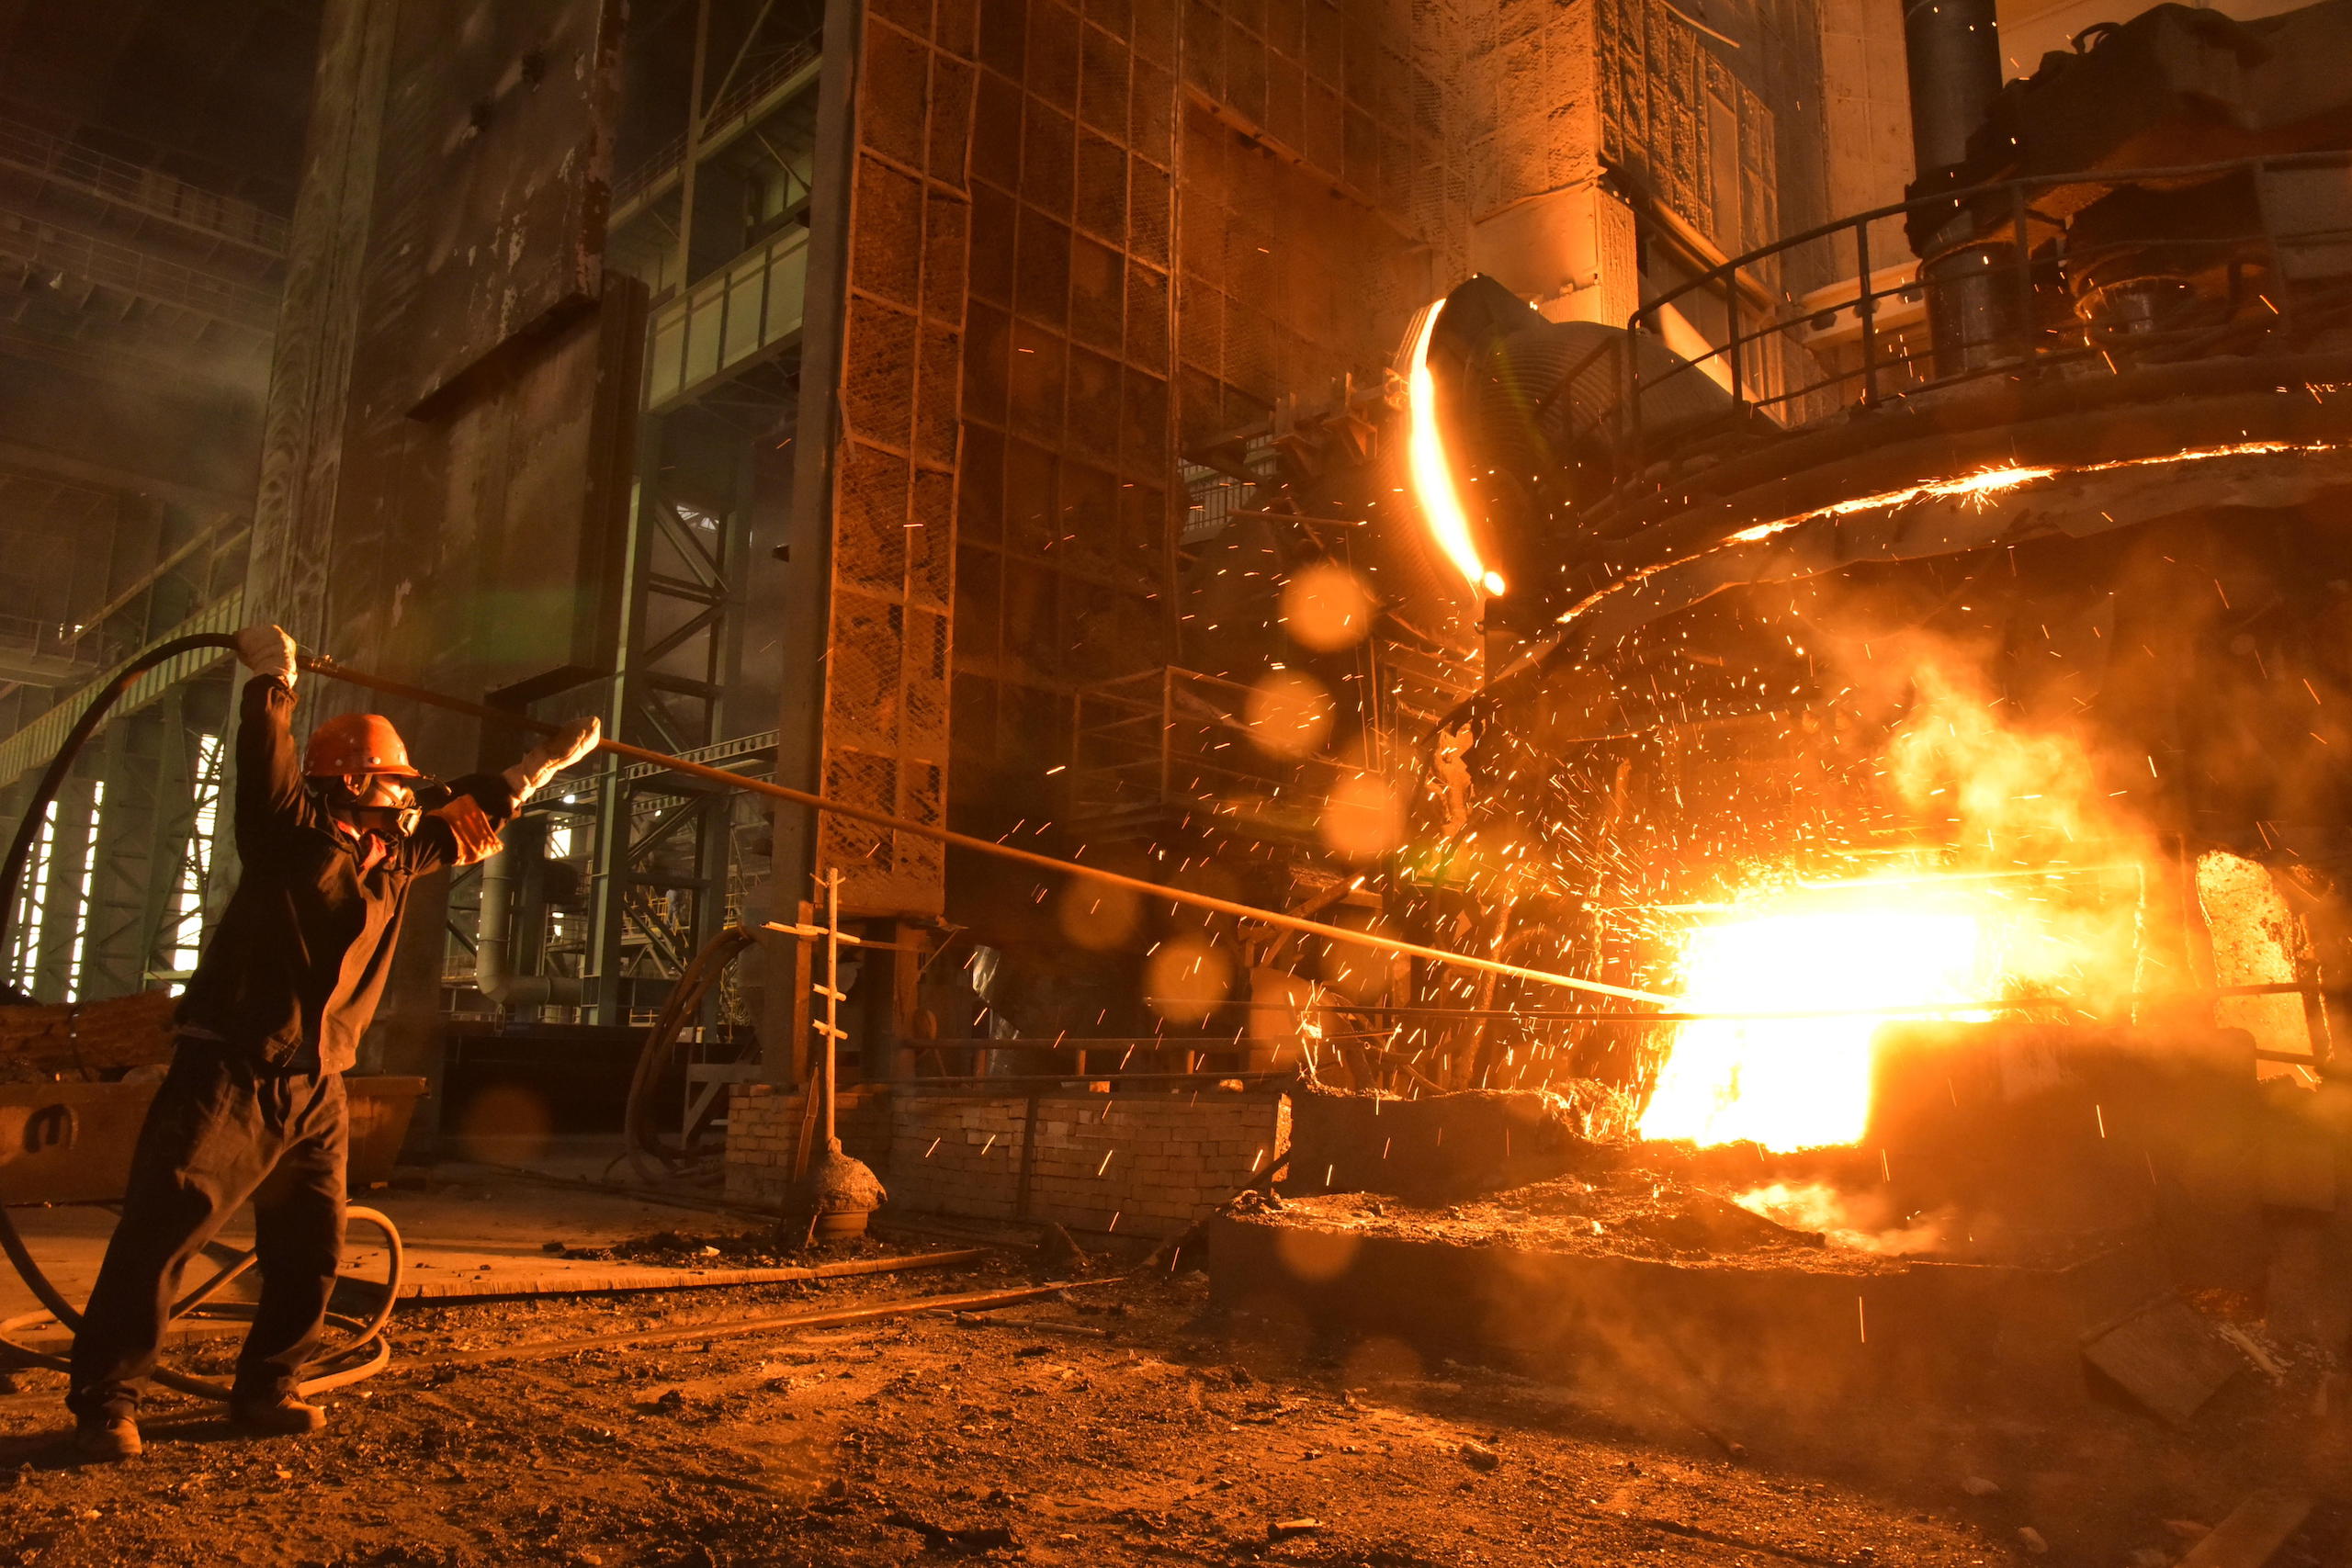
1901, 0, 2008, 375
672, 0, 713, 295
31, 776, 100, 1002
761, 0, 863, 1086
587, 420, 662, 1025
79, 708, 163, 1001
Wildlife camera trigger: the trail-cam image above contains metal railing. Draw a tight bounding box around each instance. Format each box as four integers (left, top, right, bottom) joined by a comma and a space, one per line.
0, 613, 100, 685
0, 114, 288, 260
609, 35, 824, 222
901, 1036, 1276, 1089
1609, 149, 2352, 476
644, 226, 810, 410
0, 208, 281, 334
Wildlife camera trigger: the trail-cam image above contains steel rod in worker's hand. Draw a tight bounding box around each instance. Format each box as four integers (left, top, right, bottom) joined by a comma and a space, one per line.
296, 653, 1677, 1006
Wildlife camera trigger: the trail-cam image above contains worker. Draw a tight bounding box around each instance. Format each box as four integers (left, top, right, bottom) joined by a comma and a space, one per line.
65, 625, 599, 1461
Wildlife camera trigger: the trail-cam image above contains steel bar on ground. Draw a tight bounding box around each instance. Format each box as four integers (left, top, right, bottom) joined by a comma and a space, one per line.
435, 1277, 1122, 1367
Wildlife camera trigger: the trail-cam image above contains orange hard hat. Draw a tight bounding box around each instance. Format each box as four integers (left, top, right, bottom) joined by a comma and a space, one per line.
303, 713, 421, 779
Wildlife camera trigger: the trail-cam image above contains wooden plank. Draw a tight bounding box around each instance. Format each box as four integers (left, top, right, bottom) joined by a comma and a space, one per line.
2082, 1296, 2245, 1427
2173, 1492, 2311, 1568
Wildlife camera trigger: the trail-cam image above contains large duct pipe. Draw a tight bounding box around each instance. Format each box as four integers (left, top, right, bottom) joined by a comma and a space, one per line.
1901, 0, 2010, 374
475, 817, 583, 1010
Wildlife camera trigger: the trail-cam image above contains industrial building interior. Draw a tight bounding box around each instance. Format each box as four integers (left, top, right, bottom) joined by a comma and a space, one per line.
2, 0, 2351, 1559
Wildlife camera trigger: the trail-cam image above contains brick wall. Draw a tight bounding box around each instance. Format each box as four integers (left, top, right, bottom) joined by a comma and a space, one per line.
1016, 1094, 1284, 1235
887, 1096, 1032, 1220
723, 1083, 1288, 1236
723, 1083, 894, 1206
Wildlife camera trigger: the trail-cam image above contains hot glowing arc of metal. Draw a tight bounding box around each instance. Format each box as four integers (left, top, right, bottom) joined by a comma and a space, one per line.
1406, 299, 1506, 599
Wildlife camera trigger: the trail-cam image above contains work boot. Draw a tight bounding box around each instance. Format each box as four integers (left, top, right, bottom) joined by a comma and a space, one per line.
228, 1393, 326, 1436
72, 1413, 141, 1462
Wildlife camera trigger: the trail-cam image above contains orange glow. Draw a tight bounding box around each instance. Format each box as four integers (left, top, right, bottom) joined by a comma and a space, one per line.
1566, 439, 2352, 627
1405, 301, 1491, 598
1639, 654, 2149, 1152
1638, 887, 1997, 1152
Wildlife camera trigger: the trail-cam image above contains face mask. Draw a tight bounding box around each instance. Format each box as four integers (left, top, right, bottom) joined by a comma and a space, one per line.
322, 776, 422, 840
345, 774, 416, 810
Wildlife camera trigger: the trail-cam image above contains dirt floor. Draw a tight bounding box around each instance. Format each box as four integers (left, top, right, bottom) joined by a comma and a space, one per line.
0, 1225, 2346, 1568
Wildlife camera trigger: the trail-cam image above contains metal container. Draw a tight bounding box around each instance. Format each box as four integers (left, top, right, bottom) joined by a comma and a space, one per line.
0, 1077, 428, 1205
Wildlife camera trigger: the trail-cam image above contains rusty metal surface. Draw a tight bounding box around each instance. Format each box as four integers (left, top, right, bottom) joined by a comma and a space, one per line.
814, 0, 978, 919
0, 1076, 426, 1207
1207, 1208, 2165, 1425
1485, 366, 2352, 681
0, 990, 176, 1079
444, 276, 648, 704
378, 0, 625, 415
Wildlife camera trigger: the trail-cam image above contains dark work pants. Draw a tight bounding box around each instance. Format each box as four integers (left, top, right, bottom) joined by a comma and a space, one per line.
68, 1042, 347, 1418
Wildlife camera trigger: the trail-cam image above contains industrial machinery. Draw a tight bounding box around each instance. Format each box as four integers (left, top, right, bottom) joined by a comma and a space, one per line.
1397, 0, 2352, 1056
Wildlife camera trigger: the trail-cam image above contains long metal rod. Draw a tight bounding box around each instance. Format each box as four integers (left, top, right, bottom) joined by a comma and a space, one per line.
435, 1276, 1119, 1369
295, 654, 1679, 1005
820, 866, 841, 1147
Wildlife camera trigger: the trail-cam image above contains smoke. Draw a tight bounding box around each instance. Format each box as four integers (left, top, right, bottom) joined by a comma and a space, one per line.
1734, 1181, 1951, 1257
1882, 654, 2106, 856
1834, 633, 2156, 1020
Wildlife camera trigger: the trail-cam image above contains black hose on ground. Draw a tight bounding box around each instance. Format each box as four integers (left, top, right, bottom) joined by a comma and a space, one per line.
0, 631, 401, 1401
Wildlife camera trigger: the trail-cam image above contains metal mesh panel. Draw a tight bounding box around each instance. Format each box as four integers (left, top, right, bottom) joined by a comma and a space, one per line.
830, 592, 906, 747
1174, 97, 1430, 449
842, 293, 920, 446
836, 441, 910, 592
944, 0, 1465, 793
854, 158, 926, 307
820, 6, 978, 916
821, 748, 899, 872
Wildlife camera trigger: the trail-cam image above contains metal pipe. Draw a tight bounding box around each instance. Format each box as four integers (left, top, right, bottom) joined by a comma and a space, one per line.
1900, 0, 2008, 372
1901, 0, 2001, 178
298, 653, 1681, 1006
474, 820, 583, 1009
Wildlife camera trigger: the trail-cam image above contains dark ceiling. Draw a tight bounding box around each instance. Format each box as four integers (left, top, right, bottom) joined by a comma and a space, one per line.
0, 0, 322, 210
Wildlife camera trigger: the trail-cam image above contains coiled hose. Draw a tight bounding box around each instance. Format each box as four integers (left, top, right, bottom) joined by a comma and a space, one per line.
0, 633, 402, 1399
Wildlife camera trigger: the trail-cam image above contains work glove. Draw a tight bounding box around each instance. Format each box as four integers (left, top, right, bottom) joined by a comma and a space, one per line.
232, 624, 298, 688
503, 715, 602, 802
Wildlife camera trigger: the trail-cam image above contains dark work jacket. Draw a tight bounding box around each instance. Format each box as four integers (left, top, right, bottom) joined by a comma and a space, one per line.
175, 676, 515, 1075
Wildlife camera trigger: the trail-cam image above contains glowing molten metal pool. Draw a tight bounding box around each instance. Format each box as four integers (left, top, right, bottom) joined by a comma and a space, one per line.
1638, 889, 2005, 1153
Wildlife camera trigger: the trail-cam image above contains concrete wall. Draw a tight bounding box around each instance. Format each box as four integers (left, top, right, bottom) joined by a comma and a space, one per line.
725, 1082, 1288, 1237
1817, 0, 1915, 281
